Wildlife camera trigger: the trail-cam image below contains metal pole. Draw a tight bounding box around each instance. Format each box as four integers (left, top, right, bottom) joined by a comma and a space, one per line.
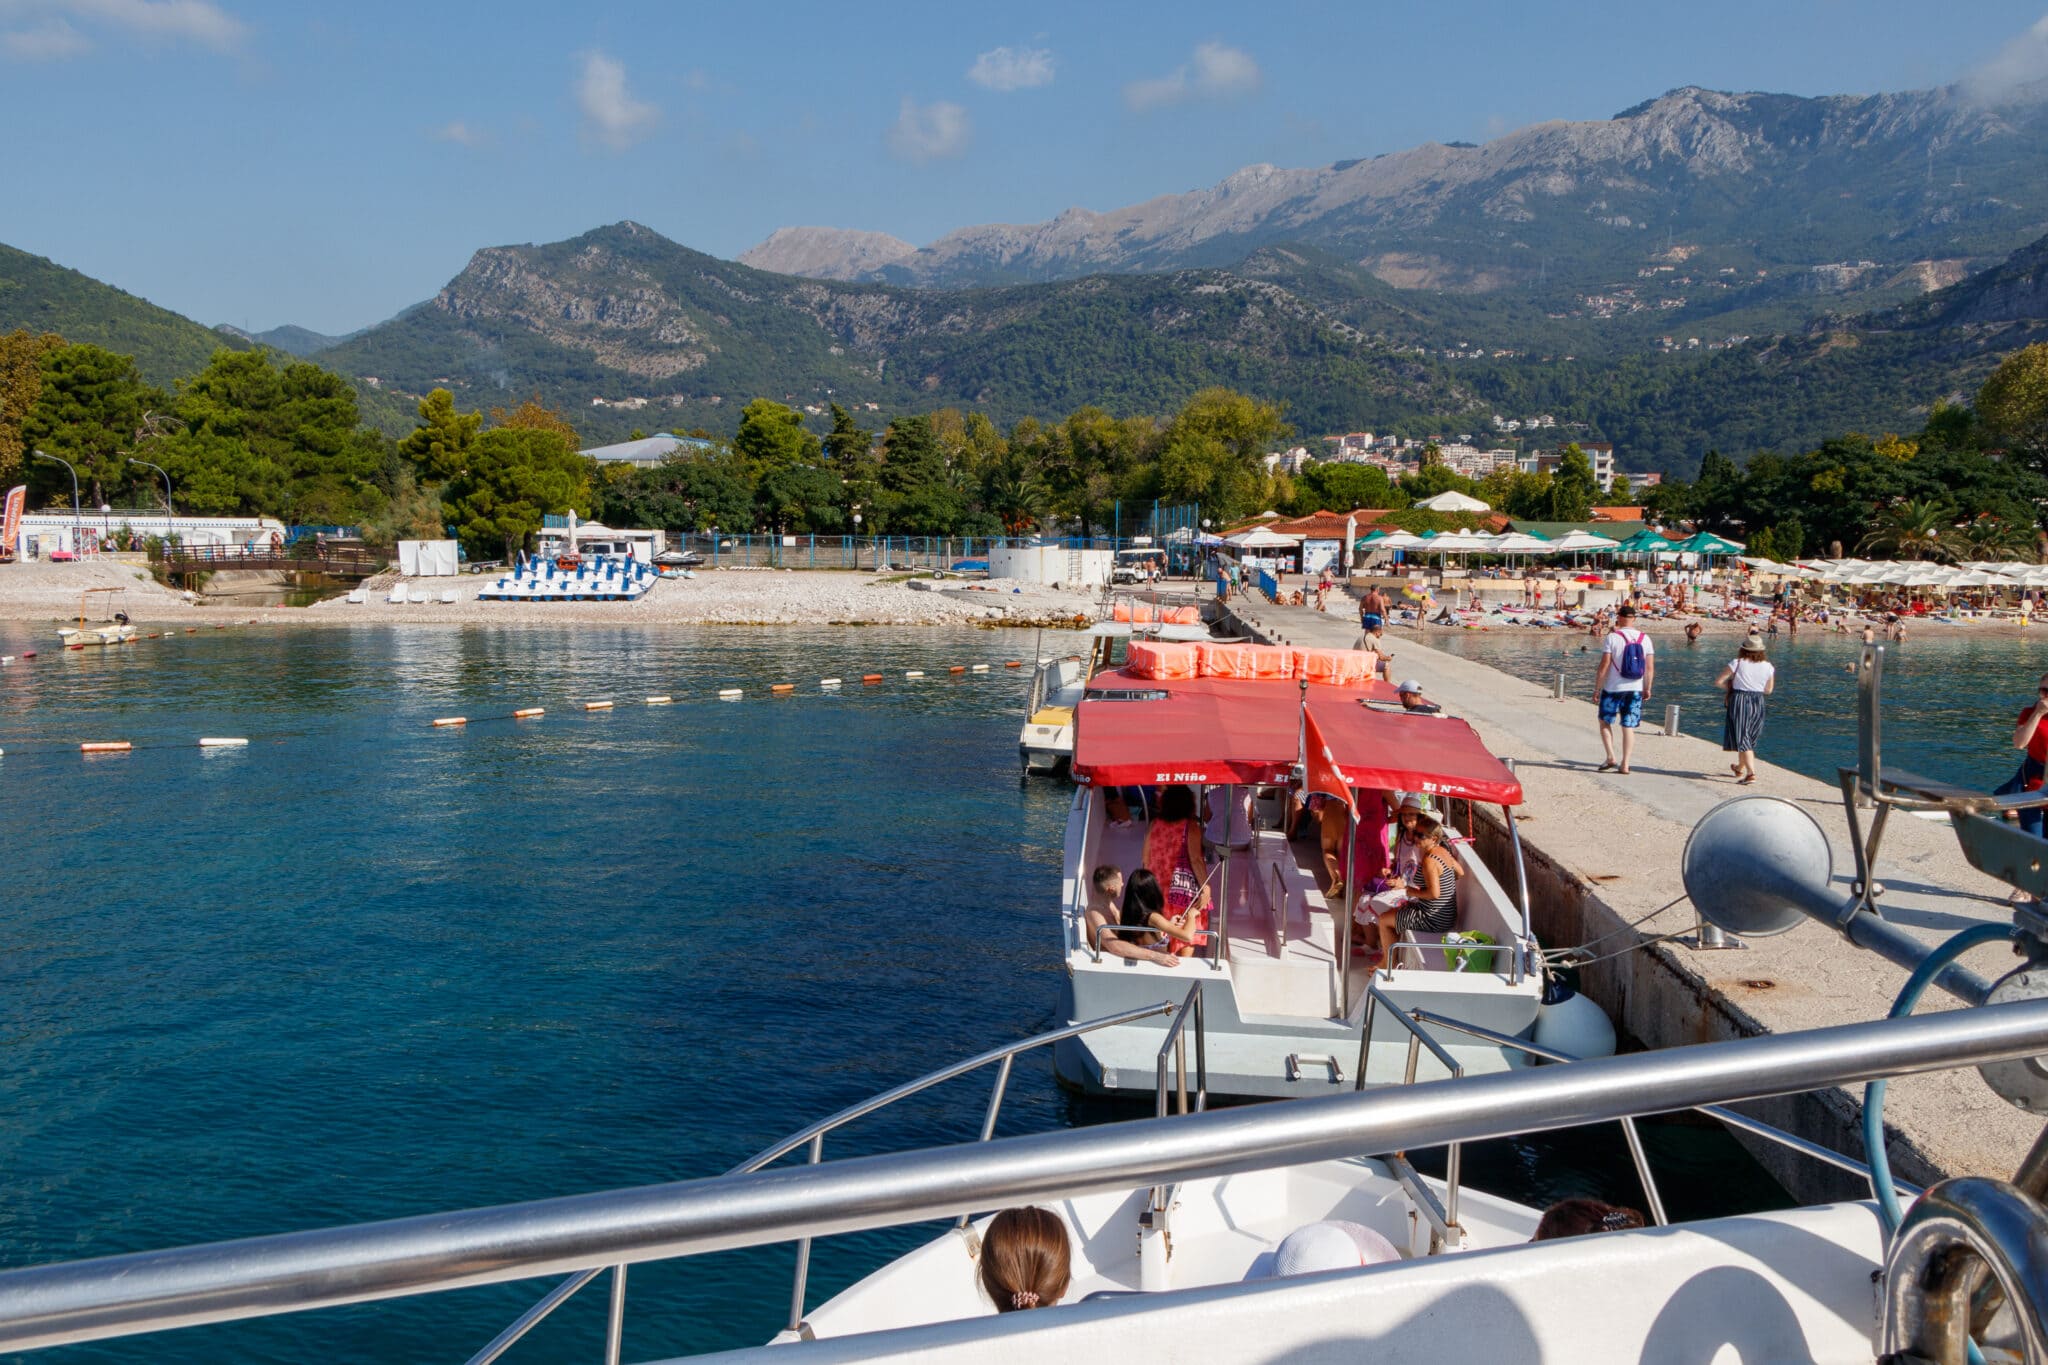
603, 1264, 626, 1365
12, 1004, 2048, 1352
132, 460, 173, 540
32, 450, 79, 552
1340, 805, 1359, 1017
786, 1133, 822, 1333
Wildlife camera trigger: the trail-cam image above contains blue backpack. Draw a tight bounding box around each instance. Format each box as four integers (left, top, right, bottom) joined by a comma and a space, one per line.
1616, 629, 1647, 681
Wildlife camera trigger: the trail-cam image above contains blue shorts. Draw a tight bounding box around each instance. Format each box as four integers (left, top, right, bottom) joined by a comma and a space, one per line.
1359, 613, 1383, 631
1599, 690, 1644, 728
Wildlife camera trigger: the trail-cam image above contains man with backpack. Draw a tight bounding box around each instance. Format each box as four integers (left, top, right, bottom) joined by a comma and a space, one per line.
1594, 603, 1655, 774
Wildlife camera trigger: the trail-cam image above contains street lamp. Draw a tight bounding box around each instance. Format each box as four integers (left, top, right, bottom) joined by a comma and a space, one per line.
32, 449, 80, 555
131, 459, 174, 541
851, 505, 863, 570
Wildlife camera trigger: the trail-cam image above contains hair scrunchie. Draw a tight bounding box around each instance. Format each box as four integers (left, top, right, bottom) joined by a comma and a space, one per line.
1011, 1290, 1039, 1309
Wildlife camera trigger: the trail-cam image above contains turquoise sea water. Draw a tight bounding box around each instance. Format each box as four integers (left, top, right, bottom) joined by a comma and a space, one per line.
1429, 624, 2048, 791
0, 622, 1776, 1363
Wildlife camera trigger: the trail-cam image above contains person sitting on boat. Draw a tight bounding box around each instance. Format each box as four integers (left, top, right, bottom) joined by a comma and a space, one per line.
1532, 1198, 1646, 1240
1085, 864, 1181, 968
979, 1206, 1072, 1313
1121, 868, 1205, 958
1250, 1220, 1401, 1280
1364, 811, 1460, 965
1354, 794, 1425, 947
1395, 679, 1441, 714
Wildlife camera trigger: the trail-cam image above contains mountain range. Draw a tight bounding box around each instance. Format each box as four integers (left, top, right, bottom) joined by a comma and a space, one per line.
8, 82, 2048, 476
739, 85, 2048, 300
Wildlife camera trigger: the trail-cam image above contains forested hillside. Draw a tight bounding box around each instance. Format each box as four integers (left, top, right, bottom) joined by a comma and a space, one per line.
0, 244, 246, 385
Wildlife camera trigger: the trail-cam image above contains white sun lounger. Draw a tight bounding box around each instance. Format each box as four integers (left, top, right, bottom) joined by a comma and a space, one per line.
387, 584, 408, 604
408, 588, 430, 604
346, 588, 368, 605
439, 589, 458, 605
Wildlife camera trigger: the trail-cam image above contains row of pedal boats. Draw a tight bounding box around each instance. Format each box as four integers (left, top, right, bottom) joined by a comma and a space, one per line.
1, 638, 2043, 1362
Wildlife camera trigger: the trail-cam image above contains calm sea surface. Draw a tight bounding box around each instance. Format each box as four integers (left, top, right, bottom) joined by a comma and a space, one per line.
0, 622, 1778, 1364
1428, 623, 2048, 789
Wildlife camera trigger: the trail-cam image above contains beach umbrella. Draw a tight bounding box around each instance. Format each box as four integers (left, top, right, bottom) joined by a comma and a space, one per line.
1616, 529, 1675, 554
1544, 530, 1622, 554
1226, 525, 1302, 548
1343, 514, 1356, 570
1489, 531, 1552, 556
1948, 570, 1997, 588
1671, 531, 1744, 557
1373, 530, 1424, 549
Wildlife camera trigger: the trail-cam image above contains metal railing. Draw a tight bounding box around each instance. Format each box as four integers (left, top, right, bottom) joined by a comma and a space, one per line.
1149, 985, 1210, 1226
472, 1001, 1180, 1360
5, 1003, 2047, 1356
1407, 1007, 1925, 1219
1356, 981, 1465, 1246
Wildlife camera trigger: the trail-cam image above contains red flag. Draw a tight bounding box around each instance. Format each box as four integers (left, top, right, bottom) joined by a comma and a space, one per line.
1303, 706, 1358, 818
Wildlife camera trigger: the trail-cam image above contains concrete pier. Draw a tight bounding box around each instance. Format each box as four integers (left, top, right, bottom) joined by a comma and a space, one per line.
1222, 593, 2038, 1202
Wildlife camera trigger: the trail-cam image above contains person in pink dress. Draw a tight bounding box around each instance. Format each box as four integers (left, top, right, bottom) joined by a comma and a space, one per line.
1143, 784, 1212, 955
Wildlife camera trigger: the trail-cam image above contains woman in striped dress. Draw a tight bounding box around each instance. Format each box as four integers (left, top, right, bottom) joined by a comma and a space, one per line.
1717, 630, 1776, 785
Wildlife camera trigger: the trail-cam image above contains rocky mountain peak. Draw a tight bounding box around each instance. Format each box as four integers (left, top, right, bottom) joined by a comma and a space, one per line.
738, 226, 916, 281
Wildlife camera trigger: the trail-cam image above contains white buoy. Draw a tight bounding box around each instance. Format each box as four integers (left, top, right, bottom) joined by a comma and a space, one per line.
431, 717, 467, 728
718, 688, 743, 700
971, 664, 989, 672
646, 695, 673, 705
197, 737, 249, 748
820, 678, 842, 688
1534, 988, 1617, 1060
905, 670, 925, 679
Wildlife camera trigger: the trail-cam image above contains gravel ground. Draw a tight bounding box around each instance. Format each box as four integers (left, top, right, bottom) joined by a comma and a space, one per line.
0, 559, 1109, 630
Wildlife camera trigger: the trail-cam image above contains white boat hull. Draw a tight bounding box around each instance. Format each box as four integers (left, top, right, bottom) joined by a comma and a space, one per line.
57, 624, 136, 647
726, 1202, 1885, 1364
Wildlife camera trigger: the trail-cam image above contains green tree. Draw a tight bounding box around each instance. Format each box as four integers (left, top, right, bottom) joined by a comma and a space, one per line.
0, 329, 62, 485
823, 403, 874, 474
595, 453, 754, 532
1292, 461, 1395, 513
1858, 498, 1959, 561
22, 343, 159, 505
756, 460, 845, 533
398, 388, 482, 484
1979, 343, 2048, 464
441, 425, 592, 560
731, 398, 819, 473
874, 412, 964, 533
1546, 444, 1598, 520
980, 451, 1049, 534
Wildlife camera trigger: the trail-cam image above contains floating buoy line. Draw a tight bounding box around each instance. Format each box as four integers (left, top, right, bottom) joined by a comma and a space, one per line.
0, 652, 1028, 764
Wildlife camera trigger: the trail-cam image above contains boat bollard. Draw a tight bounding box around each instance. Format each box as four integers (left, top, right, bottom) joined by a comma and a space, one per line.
1664, 704, 1682, 736
1554, 672, 1566, 701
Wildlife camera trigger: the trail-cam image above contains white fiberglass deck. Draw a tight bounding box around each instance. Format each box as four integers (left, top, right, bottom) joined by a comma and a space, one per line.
1055, 789, 1543, 1099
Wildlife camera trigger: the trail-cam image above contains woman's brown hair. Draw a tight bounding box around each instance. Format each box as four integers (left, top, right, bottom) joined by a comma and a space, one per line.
980, 1206, 1072, 1312
1532, 1197, 1646, 1241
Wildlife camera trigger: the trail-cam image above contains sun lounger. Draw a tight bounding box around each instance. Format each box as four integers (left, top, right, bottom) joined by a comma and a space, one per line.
346, 588, 368, 605
439, 589, 458, 605
388, 584, 408, 604
408, 588, 430, 604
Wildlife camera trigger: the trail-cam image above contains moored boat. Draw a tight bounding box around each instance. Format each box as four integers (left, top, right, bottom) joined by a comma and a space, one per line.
55, 588, 135, 647
1053, 641, 1549, 1099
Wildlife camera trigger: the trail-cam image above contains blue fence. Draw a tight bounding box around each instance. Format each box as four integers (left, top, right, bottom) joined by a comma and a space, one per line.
675, 533, 1146, 571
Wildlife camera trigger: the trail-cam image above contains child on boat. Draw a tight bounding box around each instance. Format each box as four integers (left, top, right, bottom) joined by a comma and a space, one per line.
979, 1206, 1072, 1312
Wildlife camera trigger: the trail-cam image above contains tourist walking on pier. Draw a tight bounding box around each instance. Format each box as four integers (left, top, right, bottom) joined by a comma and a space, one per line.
1717, 630, 1775, 785
1594, 604, 1654, 774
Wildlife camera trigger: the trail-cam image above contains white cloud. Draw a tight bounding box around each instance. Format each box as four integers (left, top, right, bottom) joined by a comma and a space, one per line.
433, 120, 485, 148
1, 16, 87, 58
886, 96, 970, 163
575, 50, 659, 151
0, 0, 244, 58
968, 44, 1053, 92
1125, 41, 1261, 112
1963, 14, 2048, 104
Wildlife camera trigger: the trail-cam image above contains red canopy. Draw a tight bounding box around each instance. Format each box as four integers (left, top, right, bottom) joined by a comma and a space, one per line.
1070, 669, 1522, 805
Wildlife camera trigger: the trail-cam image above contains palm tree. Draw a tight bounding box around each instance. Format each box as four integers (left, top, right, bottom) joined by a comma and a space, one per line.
1858, 498, 1960, 562
981, 455, 1049, 536
1959, 515, 2038, 564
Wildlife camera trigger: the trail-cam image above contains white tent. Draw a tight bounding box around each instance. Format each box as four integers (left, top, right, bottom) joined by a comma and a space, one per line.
1226, 525, 1302, 549
1414, 490, 1491, 513
1489, 532, 1552, 556
1432, 528, 1496, 554
1368, 530, 1425, 550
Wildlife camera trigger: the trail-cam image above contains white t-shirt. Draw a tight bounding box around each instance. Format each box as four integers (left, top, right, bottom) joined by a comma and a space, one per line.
1601, 627, 1653, 694
1727, 658, 1775, 693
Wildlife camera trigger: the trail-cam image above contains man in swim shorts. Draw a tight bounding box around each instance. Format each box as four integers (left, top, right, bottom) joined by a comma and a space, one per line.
1594, 604, 1654, 775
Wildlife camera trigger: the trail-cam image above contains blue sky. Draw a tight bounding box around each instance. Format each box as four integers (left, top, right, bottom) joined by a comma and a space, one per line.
4, 0, 2047, 335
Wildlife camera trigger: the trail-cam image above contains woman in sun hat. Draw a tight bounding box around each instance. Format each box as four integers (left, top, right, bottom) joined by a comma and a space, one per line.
1716, 628, 1776, 785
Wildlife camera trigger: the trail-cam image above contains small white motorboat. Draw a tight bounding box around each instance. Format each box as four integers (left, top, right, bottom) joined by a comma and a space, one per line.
1020, 621, 1212, 775
55, 588, 135, 647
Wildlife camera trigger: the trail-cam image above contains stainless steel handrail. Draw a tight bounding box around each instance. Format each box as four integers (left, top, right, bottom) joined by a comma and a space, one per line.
1501, 758, 1533, 986
10, 1002, 2048, 1354
475, 1000, 1179, 1360
1268, 858, 1290, 952
1357, 980, 1465, 1242
1154, 983, 1208, 1120
1407, 1007, 1923, 1209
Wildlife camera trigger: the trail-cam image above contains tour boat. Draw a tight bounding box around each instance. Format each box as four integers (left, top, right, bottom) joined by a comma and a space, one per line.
1018, 620, 1211, 775
1052, 641, 1549, 1099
